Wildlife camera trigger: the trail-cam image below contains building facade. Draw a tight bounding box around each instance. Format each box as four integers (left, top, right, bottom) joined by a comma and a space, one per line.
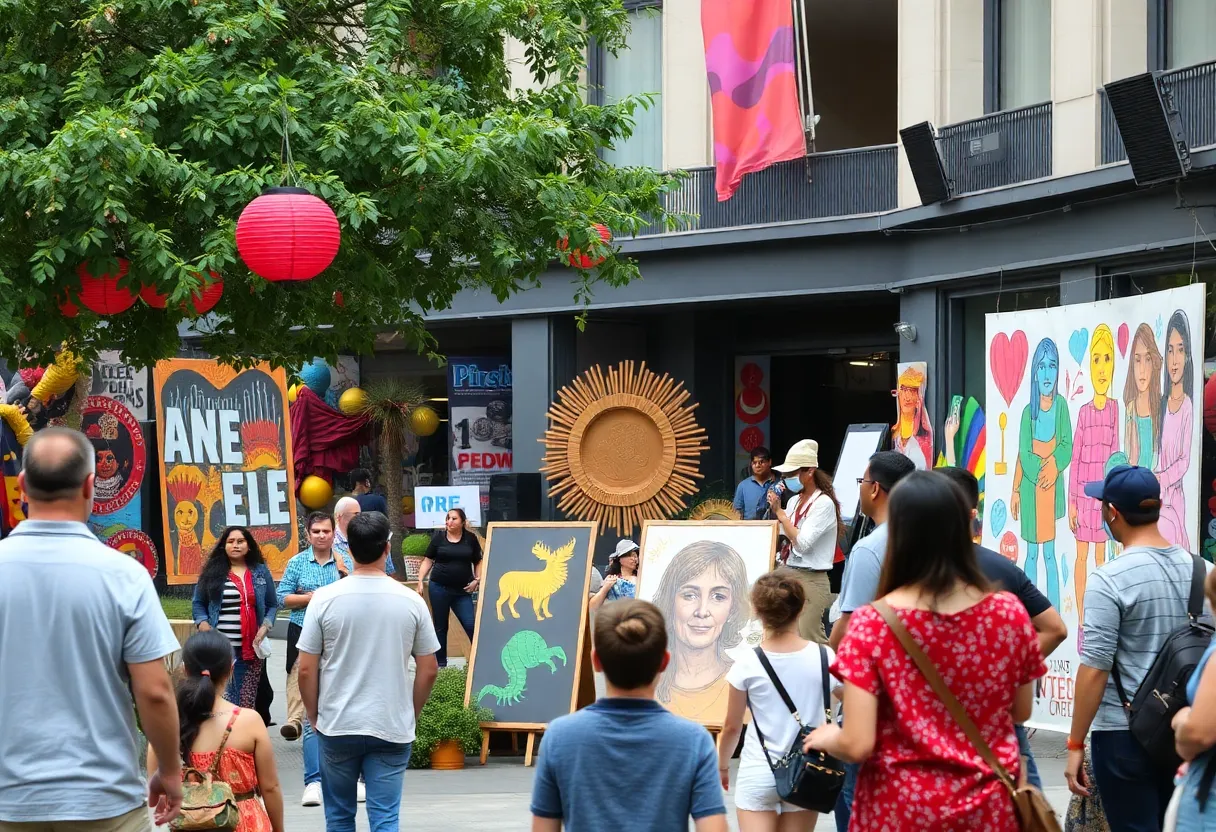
361, 0, 1216, 527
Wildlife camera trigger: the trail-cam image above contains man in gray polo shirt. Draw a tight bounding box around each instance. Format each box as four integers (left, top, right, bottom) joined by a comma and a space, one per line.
1066, 464, 1211, 832
0, 428, 183, 831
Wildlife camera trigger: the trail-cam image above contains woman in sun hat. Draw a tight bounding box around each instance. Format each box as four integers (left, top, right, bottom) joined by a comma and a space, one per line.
766, 439, 845, 643
590, 539, 641, 611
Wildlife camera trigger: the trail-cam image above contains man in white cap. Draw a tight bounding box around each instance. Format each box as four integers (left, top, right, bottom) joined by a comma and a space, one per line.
767, 439, 839, 643
590, 539, 641, 612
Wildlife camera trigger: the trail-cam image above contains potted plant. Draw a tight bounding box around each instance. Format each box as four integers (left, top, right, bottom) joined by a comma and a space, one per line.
410, 666, 491, 770
401, 532, 431, 581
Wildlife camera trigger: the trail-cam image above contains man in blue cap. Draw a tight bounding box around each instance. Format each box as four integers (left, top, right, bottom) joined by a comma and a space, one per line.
1064, 464, 1210, 832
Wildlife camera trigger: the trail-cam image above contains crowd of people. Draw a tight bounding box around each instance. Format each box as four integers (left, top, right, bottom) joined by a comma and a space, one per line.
3, 427, 1216, 832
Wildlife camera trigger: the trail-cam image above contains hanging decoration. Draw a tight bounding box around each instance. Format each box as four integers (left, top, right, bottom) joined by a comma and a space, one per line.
557, 223, 611, 269
288, 384, 300, 404
235, 188, 340, 281
289, 386, 370, 498
140, 271, 224, 315
540, 360, 708, 535
59, 294, 79, 318
338, 387, 367, 414
298, 474, 333, 510
298, 359, 331, 396
409, 404, 440, 437
76, 260, 136, 315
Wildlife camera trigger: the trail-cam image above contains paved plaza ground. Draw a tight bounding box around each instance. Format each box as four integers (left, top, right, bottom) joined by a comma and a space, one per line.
255, 639, 1075, 830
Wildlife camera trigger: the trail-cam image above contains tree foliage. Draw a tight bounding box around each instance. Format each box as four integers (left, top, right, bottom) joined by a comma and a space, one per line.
0, 0, 675, 369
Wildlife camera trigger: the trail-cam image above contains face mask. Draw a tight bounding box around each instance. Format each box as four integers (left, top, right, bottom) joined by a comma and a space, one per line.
1102, 515, 1116, 542
784, 476, 804, 494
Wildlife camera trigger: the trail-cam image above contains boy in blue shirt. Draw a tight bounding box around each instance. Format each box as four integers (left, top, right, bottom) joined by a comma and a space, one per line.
530, 599, 728, 832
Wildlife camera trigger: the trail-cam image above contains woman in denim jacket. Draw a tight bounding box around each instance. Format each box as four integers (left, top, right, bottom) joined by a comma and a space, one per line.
192, 527, 279, 708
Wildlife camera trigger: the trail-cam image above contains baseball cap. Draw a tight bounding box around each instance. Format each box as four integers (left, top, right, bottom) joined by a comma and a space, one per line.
610, 539, 639, 559
1082, 464, 1162, 515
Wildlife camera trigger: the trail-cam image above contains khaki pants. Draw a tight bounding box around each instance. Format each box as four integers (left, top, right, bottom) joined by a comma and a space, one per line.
792, 568, 832, 644
0, 807, 150, 832
285, 661, 305, 728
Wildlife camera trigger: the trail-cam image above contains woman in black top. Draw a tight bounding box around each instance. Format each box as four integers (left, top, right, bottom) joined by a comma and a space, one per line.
417, 508, 483, 667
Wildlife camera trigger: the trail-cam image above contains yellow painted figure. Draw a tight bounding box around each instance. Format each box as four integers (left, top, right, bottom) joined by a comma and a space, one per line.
1068, 325, 1119, 621
495, 538, 576, 621
166, 466, 206, 577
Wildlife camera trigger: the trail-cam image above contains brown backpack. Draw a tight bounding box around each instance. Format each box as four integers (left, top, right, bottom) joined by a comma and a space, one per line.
874, 600, 1062, 832
171, 710, 241, 831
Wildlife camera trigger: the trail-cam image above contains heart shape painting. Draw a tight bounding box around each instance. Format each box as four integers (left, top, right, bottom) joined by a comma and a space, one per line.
1117, 322, 1129, 357
989, 330, 1028, 408
1069, 328, 1089, 365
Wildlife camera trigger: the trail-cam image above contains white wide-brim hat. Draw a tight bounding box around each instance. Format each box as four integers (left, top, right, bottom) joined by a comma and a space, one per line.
773, 439, 820, 473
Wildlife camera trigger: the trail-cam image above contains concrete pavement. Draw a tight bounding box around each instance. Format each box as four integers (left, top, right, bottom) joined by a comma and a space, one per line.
256, 638, 1075, 830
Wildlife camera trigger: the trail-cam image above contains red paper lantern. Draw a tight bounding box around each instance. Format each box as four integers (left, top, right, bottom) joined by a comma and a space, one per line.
142, 271, 223, 313
235, 187, 341, 281
77, 260, 135, 315
59, 296, 79, 317
557, 223, 611, 269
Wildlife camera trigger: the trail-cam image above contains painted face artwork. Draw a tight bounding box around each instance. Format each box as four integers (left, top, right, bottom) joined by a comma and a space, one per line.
1091, 337, 1114, 396
1037, 351, 1058, 397
1168, 329, 1186, 385
673, 566, 733, 651
1134, 339, 1153, 393
95, 449, 119, 479
174, 501, 198, 531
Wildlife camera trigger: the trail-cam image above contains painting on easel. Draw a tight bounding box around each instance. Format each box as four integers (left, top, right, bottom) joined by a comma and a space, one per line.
464, 522, 597, 733
636, 520, 778, 729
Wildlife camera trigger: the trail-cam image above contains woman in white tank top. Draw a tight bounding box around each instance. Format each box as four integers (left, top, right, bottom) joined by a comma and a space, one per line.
717, 568, 835, 831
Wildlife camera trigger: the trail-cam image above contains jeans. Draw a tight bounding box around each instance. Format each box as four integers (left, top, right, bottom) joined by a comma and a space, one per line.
317, 733, 412, 832
302, 717, 321, 786
429, 582, 476, 667
1090, 729, 1176, 832
834, 761, 859, 831
1015, 724, 1041, 789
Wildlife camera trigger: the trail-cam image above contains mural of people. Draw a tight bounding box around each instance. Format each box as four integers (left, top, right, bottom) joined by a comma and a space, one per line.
1069, 325, 1119, 620
1012, 337, 1072, 608
1157, 309, 1195, 549
892, 363, 933, 471
84, 413, 134, 505
652, 540, 750, 725
1124, 322, 1163, 470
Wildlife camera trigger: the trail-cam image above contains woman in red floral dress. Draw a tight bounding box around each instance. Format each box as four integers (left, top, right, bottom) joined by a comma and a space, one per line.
807, 471, 1046, 831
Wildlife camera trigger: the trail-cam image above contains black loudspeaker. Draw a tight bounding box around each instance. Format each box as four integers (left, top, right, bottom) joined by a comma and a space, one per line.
1104, 71, 1191, 186
487, 473, 543, 522
899, 121, 952, 205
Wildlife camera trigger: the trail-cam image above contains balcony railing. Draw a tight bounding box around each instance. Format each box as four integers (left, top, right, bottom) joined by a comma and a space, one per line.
936, 102, 1053, 196
636, 144, 898, 237
1100, 59, 1216, 165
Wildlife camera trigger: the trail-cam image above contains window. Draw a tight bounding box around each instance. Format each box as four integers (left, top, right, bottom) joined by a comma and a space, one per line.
595, 5, 663, 169
986, 0, 1052, 112
1167, 0, 1216, 69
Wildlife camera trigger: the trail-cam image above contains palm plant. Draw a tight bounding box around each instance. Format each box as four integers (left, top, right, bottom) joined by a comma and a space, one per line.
356, 379, 428, 541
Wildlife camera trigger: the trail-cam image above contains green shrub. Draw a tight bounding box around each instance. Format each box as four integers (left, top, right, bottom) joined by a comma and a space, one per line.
410, 666, 491, 768
401, 533, 431, 557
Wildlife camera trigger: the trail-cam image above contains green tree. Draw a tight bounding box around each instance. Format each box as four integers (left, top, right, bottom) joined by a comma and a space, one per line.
0, 0, 674, 369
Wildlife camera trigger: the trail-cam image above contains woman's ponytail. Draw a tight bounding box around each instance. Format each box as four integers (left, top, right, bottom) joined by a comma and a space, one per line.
177, 631, 234, 764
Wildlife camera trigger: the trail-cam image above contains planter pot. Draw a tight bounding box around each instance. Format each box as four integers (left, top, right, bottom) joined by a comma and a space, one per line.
404, 556, 424, 581
430, 739, 466, 770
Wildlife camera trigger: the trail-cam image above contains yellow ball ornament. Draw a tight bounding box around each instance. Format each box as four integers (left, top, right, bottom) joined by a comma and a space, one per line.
410, 405, 440, 437
288, 384, 299, 404
401, 495, 415, 514
338, 387, 367, 414
299, 475, 333, 510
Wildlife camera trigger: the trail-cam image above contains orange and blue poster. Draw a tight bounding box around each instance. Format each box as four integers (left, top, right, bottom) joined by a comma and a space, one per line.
153, 360, 299, 585
984, 283, 1205, 730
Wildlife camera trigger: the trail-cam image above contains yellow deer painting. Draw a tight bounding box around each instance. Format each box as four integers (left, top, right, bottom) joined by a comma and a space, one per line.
496, 538, 578, 622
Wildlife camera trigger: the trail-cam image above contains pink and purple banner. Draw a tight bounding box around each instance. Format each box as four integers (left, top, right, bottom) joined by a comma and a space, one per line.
702, 0, 805, 201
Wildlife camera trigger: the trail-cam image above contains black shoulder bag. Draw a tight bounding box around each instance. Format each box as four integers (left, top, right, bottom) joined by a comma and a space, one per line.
746, 645, 845, 813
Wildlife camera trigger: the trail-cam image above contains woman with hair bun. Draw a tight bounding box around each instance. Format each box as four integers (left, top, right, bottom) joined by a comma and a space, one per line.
148, 631, 284, 832
717, 568, 834, 831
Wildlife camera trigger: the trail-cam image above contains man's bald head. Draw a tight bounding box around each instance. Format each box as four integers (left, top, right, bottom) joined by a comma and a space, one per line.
334, 496, 361, 534
22, 428, 95, 504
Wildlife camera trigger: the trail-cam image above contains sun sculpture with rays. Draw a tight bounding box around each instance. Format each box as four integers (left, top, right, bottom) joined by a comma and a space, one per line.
540, 361, 709, 536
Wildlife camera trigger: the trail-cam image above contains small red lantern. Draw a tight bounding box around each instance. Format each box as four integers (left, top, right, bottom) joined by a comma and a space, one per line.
141, 271, 223, 314
77, 260, 135, 315
59, 296, 79, 317
333, 291, 345, 307
235, 187, 341, 281
139, 284, 168, 309
557, 223, 611, 269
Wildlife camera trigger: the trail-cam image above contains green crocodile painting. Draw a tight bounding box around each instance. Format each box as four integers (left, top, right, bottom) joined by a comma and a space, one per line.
475, 630, 567, 707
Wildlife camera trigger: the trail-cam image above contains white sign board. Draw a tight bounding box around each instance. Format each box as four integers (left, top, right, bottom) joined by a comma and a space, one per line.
414, 485, 483, 529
